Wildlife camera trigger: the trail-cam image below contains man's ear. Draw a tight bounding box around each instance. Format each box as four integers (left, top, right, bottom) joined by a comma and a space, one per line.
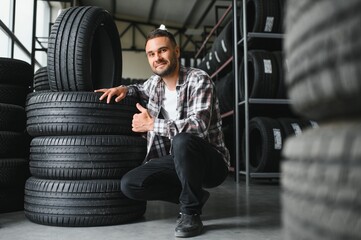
175, 45, 180, 58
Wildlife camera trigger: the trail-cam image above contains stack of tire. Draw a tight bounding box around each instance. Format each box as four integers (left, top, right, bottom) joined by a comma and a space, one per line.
212, 0, 287, 114
198, 0, 285, 78
215, 50, 286, 115
240, 0, 285, 50
282, 1, 361, 239
238, 50, 287, 100
24, 6, 147, 227
0, 58, 32, 213
243, 117, 318, 173
198, 20, 234, 77
32, 67, 50, 92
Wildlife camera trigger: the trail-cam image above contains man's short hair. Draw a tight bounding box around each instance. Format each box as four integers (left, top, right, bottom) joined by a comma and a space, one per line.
145, 28, 177, 48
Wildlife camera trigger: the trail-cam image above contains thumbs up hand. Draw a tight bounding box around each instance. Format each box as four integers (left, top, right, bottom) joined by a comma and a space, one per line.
132, 103, 154, 132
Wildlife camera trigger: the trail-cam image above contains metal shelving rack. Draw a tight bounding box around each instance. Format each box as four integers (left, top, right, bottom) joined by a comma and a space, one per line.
195, 0, 286, 184
239, 1, 285, 184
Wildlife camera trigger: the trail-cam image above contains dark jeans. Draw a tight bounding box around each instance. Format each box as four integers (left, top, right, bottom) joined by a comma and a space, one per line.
121, 132, 228, 215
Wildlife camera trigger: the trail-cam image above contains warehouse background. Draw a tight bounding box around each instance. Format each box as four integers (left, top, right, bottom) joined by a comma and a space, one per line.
0, 0, 232, 78
1, 0, 361, 240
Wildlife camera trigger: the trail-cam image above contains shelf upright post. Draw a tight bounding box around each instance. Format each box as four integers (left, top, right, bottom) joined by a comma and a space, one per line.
31, 0, 38, 72
232, 0, 240, 183
242, 0, 250, 185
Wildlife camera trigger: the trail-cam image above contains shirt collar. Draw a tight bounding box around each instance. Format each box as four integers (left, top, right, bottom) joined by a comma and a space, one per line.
176, 66, 186, 87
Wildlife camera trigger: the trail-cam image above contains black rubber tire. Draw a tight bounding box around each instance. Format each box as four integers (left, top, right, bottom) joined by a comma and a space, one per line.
240, 0, 282, 50
241, 0, 281, 33
24, 177, 146, 227
242, 117, 284, 172
276, 118, 318, 139
0, 58, 33, 86
47, 6, 122, 91
212, 20, 233, 70
198, 51, 218, 76
282, 118, 361, 240
0, 188, 25, 213
26, 92, 138, 136
0, 84, 28, 106
284, 0, 361, 120
277, 0, 286, 33
0, 103, 26, 132
29, 135, 146, 179
0, 131, 27, 158
222, 122, 235, 168
215, 71, 234, 114
239, 50, 279, 99
0, 158, 29, 187
33, 67, 50, 91
273, 51, 287, 99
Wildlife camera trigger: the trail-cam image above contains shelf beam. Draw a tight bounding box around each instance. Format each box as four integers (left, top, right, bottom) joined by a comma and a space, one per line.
239, 171, 280, 179
220, 99, 290, 118
249, 98, 291, 104
248, 32, 284, 39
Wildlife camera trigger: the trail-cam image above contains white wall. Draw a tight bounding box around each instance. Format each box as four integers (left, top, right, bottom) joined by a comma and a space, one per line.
122, 51, 152, 79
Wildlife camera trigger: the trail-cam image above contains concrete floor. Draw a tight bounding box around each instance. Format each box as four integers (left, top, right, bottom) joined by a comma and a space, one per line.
0, 175, 281, 240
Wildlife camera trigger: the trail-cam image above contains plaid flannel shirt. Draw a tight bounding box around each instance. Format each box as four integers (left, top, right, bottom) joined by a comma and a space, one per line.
127, 66, 230, 166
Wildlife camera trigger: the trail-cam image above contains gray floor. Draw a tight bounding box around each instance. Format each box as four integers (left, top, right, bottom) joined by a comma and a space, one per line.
0, 176, 281, 240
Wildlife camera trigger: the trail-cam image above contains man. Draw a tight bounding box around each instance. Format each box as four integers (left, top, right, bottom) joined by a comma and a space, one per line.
95, 25, 230, 238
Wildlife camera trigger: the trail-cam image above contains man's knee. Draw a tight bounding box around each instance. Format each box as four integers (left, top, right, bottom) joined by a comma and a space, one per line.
172, 133, 193, 152
120, 171, 138, 200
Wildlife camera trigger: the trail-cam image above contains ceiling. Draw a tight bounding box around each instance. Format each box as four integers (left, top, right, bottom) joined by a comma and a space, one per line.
78, 0, 233, 32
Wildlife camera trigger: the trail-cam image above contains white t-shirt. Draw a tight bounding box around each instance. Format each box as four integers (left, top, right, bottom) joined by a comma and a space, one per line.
161, 87, 178, 120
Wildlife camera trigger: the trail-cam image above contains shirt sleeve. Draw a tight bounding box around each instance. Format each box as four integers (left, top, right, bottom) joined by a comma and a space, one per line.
126, 78, 153, 103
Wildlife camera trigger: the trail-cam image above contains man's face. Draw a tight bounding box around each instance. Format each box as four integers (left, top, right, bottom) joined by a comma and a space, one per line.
145, 36, 180, 78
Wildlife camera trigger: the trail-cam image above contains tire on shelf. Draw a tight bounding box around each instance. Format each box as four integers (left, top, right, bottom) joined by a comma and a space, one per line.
273, 51, 287, 99
276, 118, 318, 139
215, 71, 234, 114
212, 20, 234, 70
240, 0, 282, 50
282, 118, 361, 240
24, 177, 147, 227
198, 51, 218, 76
33, 66, 50, 92
47, 6, 122, 91
29, 135, 146, 179
26, 92, 138, 136
277, 0, 286, 33
242, 117, 284, 173
285, 0, 361, 120
239, 50, 279, 99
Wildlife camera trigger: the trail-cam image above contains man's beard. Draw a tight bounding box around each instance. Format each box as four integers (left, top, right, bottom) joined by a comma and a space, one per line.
153, 56, 178, 77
